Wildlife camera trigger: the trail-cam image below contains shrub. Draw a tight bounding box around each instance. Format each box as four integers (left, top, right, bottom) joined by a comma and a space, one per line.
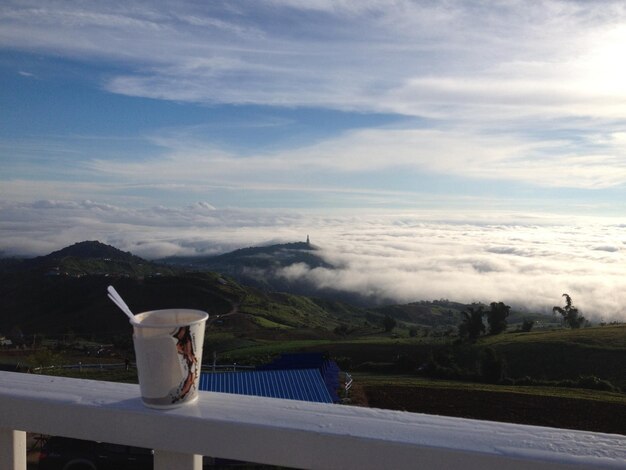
334, 324, 350, 336
354, 361, 395, 373
514, 376, 535, 386
575, 375, 619, 392
520, 319, 534, 332
395, 354, 418, 373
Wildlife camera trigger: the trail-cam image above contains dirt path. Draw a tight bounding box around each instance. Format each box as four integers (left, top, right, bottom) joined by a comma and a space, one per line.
207, 301, 239, 324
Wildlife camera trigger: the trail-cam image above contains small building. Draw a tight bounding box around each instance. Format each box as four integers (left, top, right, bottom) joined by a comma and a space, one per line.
199, 353, 340, 404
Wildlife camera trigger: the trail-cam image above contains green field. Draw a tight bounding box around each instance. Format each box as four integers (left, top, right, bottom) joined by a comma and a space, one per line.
353, 373, 626, 405
481, 325, 626, 389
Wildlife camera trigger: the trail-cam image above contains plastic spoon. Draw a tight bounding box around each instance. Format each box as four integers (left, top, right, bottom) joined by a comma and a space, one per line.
107, 285, 138, 325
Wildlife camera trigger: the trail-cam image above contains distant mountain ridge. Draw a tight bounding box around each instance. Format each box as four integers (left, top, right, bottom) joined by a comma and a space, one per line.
161, 240, 332, 270
0, 239, 376, 338
42, 240, 140, 262
158, 240, 345, 302
0, 240, 172, 278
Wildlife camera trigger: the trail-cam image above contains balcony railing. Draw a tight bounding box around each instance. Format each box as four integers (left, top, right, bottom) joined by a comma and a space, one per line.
1, 370, 625, 470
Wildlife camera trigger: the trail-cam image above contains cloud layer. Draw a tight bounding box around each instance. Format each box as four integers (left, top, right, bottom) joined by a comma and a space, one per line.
4, 0, 625, 119
2, 0, 626, 200
1, 200, 625, 321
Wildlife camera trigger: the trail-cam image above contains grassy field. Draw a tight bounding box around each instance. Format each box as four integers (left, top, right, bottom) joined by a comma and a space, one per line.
353, 373, 626, 404
479, 324, 626, 389
482, 324, 626, 349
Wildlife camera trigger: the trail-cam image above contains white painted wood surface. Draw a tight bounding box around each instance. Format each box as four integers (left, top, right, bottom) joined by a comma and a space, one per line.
153, 450, 202, 470
1, 371, 625, 469
0, 428, 26, 470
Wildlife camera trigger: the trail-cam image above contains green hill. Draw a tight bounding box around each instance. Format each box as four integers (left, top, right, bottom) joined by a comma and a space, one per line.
0, 270, 375, 338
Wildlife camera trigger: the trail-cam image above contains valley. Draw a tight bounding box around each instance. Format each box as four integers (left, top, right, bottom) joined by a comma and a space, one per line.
1, 240, 625, 435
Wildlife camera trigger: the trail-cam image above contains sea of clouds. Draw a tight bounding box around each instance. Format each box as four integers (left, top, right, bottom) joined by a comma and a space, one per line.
1, 200, 625, 321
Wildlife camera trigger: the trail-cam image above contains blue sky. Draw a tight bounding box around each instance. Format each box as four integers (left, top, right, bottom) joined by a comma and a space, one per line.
2, 0, 626, 213
1, 1, 626, 316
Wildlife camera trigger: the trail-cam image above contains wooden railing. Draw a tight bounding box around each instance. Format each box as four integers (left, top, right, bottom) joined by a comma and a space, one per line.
1, 371, 625, 469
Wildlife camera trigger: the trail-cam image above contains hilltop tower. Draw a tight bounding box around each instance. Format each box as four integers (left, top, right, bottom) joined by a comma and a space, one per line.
306, 235, 310, 245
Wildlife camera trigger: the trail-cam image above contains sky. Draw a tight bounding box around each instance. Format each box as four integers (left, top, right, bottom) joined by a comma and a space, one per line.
1, 1, 626, 319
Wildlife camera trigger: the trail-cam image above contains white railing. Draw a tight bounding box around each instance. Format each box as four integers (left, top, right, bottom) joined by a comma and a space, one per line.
1, 370, 625, 470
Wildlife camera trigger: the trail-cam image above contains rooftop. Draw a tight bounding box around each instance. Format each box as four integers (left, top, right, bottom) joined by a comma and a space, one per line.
199, 368, 334, 403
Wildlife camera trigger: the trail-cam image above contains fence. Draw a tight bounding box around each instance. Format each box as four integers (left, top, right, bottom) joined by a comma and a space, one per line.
1, 370, 625, 470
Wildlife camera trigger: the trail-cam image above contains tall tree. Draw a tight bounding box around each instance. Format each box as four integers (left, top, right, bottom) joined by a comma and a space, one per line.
552, 293, 585, 329
487, 302, 510, 335
459, 306, 485, 341
382, 314, 397, 332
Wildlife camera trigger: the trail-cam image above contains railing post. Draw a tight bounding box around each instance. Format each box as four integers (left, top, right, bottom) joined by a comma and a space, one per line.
154, 450, 202, 470
0, 428, 27, 470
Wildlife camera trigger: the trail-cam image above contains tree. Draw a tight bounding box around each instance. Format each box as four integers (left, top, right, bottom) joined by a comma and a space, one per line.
480, 347, 506, 383
553, 293, 585, 329
487, 302, 510, 335
459, 306, 485, 341
521, 318, 534, 332
382, 315, 397, 332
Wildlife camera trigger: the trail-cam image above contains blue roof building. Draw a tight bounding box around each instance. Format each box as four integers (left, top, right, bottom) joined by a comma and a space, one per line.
199, 368, 333, 403
199, 353, 341, 404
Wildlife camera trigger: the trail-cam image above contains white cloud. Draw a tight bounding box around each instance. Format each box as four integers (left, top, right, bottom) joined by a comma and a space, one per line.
1, 200, 625, 321
281, 218, 626, 321
2, 0, 626, 121
80, 124, 626, 191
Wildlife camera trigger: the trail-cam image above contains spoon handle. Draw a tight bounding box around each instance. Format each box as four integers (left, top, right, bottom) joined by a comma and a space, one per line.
107, 285, 136, 323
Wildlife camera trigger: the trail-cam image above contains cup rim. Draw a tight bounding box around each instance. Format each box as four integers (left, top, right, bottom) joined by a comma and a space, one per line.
131, 309, 208, 328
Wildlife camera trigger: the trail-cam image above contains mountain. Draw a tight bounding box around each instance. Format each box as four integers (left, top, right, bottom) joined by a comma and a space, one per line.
161, 241, 330, 271
0, 241, 376, 338
159, 240, 341, 297
43, 240, 140, 262
3, 240, 174, 278
159, 240, 399, 306
0, 241, 177, 336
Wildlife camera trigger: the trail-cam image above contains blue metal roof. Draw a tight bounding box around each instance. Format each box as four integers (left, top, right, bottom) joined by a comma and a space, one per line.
199, 368, 333, 403
257, 353, 341, 403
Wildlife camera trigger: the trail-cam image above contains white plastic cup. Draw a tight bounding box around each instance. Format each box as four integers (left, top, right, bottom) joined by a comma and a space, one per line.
132, 309, 208, 409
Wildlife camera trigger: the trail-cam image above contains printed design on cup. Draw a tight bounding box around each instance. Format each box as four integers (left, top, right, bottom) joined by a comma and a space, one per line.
170, 325, 199, 404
